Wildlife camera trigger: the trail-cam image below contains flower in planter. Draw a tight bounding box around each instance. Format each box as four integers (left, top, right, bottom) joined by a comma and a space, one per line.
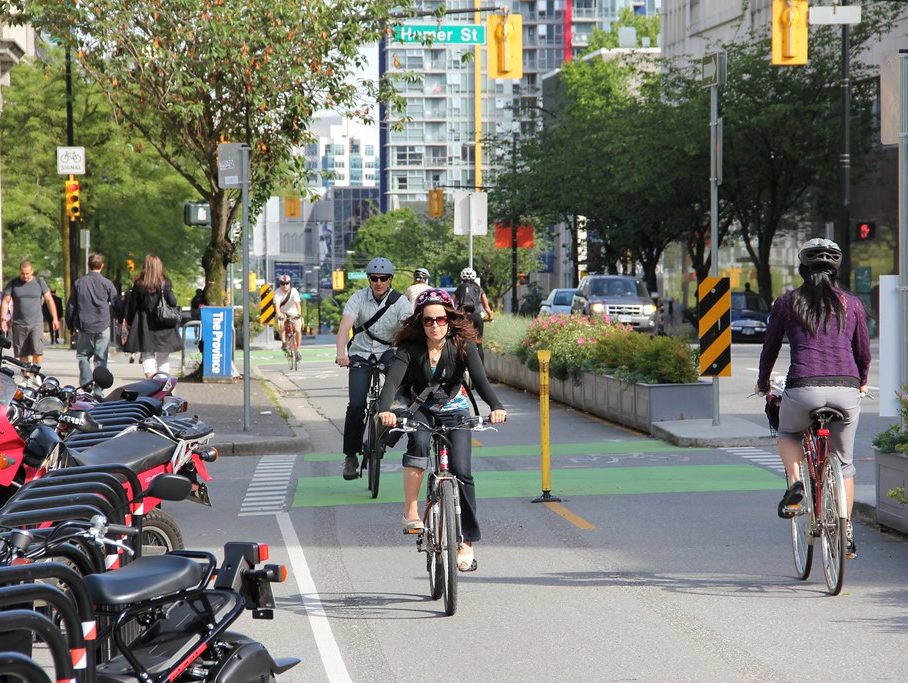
872, 389, 908, 455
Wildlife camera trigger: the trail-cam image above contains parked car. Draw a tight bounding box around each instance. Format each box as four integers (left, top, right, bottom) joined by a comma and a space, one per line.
730, 290, 770, 342
538, 288, 577, 316
571, 275, 657, 332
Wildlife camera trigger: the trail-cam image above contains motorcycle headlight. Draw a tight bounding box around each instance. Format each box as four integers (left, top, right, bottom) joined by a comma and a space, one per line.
643, 304, 656, 316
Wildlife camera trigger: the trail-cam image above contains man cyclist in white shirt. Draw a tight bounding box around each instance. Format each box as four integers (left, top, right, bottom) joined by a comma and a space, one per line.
276, 274, 303, 359
405, 267, 432, 305
335, 257, 412, 480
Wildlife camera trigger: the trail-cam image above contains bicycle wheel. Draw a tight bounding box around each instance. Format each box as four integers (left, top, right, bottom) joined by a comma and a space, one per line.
819, 456, 846, 595
365, 414, 381, 498
426, 496, 444, 600
790, 458, 814, 580
286, 335, 298, 371
439, 479, 458, 616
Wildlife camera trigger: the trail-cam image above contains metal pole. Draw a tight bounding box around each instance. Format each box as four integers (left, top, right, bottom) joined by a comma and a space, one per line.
838, 23, 852, 289
241, 145, 251, 432
898, 51, 908, 393
710, 81, 720, 426
532, 350, 560, 503
474, 0, 482, 193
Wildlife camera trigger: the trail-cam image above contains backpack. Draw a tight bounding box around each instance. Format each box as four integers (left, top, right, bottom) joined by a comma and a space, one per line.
457, 283, 482, 313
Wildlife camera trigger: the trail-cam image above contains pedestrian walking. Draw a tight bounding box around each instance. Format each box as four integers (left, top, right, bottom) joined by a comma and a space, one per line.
43, 289, 63, 344
66, 253, 122, 389
0, 260, 59, 364
123, 254, 182, 378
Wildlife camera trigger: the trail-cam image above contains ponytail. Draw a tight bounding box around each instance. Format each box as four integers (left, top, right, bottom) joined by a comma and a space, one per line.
790, 265, 845, 335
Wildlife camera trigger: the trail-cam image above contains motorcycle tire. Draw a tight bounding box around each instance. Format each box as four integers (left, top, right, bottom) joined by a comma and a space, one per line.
141, 507, 184, 556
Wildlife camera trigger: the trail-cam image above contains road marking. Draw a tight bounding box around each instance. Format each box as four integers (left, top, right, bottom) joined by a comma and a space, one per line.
543, 501, 595, 529
721, 447, 784, 474
239, 455, 297, 517
276, 512, 351, 683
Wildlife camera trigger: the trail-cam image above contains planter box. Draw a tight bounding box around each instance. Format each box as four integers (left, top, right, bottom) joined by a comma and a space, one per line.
482, 350, 714, 434
876, 449, 908, 533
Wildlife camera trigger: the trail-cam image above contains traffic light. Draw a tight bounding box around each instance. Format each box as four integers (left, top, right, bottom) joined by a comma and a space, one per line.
126, 258, 135, 272
183, 202, 210, 226
428, 189, 444, 218
771, 0, 808, 66
64, 176, 81, 221
488, 14, 523, 79
331, 269, 345, 291
285, 195, 301, 218
855, 221, 876, 241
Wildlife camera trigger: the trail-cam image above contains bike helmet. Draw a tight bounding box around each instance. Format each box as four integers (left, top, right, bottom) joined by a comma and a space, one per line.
798, 238, 842, 269
278, 274, 291, 284
414, 267, 430, 282
366, 257, 395, 275
460, 267, 476, 281
414, 288, 453, 310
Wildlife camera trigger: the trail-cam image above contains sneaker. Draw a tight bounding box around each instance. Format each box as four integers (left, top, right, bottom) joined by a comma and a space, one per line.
777, 481, 805, 518
846, 520, 857, 559
295, 351, 301, 362
280, 342, 287, 352
342, 455, 359, 480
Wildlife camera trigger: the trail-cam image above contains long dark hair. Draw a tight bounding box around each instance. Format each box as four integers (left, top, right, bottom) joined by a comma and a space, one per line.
790, 264, 845, 335
394, 304, 479, 361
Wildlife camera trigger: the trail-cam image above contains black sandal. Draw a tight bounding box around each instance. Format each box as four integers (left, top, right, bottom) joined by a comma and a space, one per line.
778, 481, 805, 518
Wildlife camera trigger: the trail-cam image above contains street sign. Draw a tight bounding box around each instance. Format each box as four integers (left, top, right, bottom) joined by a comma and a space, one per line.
393, 23, 486, 45
698, 277, 731, 377
701, 51, 726, 88
56, 146, 85, 175
347, 271, 367, 280
809, 5, 861, 25
217, 143, 246, 189
453, 191, 488, 235
880, 51, 904, 145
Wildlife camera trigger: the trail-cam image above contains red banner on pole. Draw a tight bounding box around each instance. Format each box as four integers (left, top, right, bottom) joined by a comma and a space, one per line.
494, 223, 535, 248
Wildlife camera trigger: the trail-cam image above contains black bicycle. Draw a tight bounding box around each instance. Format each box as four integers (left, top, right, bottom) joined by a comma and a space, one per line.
391, 415, 497, 616
351, 359, 386, 499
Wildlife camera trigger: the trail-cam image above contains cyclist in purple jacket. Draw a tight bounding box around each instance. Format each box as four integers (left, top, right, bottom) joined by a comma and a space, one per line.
756, 238, 871, 558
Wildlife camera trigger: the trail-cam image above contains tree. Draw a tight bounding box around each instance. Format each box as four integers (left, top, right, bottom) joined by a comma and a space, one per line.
3, 0, 410, 305
586, 6, 660, 51
0, 50, 205, 298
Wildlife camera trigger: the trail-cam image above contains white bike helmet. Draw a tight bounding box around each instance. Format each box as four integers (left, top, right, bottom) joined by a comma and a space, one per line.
414, 267, 430, 282
798, 238, 842, 269
366, 257, 394, 275
460, 267, 476, 281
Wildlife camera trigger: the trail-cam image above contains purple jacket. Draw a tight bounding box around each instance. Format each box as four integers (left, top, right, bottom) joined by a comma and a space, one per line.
758, 288, 871, 392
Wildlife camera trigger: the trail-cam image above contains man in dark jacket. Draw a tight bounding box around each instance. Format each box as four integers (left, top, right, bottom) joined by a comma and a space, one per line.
67, 253, 121, 388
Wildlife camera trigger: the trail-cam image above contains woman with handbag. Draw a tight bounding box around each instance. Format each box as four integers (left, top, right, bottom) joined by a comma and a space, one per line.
124, 254, 182, 378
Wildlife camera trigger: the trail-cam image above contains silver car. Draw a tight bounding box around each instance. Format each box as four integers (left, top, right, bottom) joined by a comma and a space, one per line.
538, 288, 576, 316
571, 275, 657, 332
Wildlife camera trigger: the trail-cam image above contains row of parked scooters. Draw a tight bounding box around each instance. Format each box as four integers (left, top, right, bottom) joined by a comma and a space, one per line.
0, 335, 299, 681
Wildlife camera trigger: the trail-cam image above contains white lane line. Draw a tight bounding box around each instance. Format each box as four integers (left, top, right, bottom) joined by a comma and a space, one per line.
276, 512, 351, 683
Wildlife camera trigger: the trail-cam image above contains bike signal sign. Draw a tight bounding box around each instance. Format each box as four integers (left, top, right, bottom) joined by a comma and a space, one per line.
393, 23, 486, 45
57, 146, 86, 175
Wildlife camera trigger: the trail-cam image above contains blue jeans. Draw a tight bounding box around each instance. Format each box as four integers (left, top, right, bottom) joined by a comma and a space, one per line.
76, 328, 111, 388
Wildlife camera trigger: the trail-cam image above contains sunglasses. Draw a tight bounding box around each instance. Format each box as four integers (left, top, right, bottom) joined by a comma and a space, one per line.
280, 282, 290, 286
369, 275, 391, 283
422, 315, 448, 327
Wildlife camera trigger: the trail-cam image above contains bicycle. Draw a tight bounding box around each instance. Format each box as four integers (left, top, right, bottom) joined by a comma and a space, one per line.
766, 391, 848, 595
280, 315, 301, 372
351, 359, 386, 498
391, 415, 497, 616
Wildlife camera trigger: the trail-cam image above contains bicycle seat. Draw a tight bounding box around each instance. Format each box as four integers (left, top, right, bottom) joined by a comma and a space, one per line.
83, 554, 206, 604
809, 406, 845, 423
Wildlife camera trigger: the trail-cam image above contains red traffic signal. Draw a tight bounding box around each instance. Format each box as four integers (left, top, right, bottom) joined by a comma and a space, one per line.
64, 177, 81, 220
855, 221, 876, 241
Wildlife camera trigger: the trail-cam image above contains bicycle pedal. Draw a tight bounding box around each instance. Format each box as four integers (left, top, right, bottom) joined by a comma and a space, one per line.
403, 527, 423, 536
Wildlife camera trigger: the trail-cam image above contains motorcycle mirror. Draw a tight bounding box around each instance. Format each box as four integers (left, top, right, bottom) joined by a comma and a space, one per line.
144, 473, 192, 502
91, 366, 114, 390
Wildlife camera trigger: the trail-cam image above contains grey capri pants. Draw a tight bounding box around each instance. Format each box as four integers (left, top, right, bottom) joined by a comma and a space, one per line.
777, 385, 862, 477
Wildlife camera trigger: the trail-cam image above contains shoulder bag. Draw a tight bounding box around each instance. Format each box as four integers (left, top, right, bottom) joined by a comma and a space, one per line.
153, 289, 181, 328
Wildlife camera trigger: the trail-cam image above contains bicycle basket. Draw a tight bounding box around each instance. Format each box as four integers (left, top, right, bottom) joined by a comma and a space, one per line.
765, 394, 782, 436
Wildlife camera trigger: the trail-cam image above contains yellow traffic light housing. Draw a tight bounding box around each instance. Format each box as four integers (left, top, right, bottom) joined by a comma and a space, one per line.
285, 195, 301, 218
488, 14, 523, 80
64, 175, 81, 221
772, 0, 808, 66
331, 269, 345, 291
428, 189, 444, 218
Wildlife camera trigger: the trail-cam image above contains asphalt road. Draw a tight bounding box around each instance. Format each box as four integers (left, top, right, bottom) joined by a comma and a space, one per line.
169, 341, 908, 682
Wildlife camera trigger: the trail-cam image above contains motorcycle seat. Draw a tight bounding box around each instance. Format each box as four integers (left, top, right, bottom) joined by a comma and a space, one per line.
83, 554, 205, 605
91, 396, 163, 416
104, 379, 169, 402
70, 430, 175, 472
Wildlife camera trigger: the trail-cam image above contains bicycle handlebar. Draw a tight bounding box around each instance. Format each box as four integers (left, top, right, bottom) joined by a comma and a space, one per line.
390, 415, 498, 435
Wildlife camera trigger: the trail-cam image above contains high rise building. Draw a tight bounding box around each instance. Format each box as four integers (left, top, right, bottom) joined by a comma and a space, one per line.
380, 0, 660, 211
303, 112, 379, 189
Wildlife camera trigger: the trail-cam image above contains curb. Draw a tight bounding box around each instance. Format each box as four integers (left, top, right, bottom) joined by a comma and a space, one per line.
650, 423, 777, 448
211, 435, 311, 457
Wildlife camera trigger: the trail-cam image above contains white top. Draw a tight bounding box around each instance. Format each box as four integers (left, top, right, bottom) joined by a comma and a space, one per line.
277, 286, 302, 317
405, 282, 431, 306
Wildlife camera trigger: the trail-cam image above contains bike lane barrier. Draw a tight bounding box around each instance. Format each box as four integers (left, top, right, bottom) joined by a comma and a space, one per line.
531, 349, 562, 504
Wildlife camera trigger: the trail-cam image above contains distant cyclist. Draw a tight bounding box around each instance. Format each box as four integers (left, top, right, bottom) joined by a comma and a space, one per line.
756, 238, 871, 558
335, 257, 412, 480
405, 267, 432, 306
453, 267, 493, 349
276, 274, 302, 359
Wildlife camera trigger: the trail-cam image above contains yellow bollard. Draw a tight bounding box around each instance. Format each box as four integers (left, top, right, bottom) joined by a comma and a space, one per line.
532, 349, 562, 503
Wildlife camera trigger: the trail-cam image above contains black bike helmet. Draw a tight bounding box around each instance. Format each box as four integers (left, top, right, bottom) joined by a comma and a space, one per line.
414, 267, 430, 282
366, 257, 394, 275
798, 238, 842, 269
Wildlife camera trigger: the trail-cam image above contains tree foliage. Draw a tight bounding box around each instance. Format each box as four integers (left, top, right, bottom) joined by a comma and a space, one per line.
2, 0, 410, 305
0, 50, 206, 299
